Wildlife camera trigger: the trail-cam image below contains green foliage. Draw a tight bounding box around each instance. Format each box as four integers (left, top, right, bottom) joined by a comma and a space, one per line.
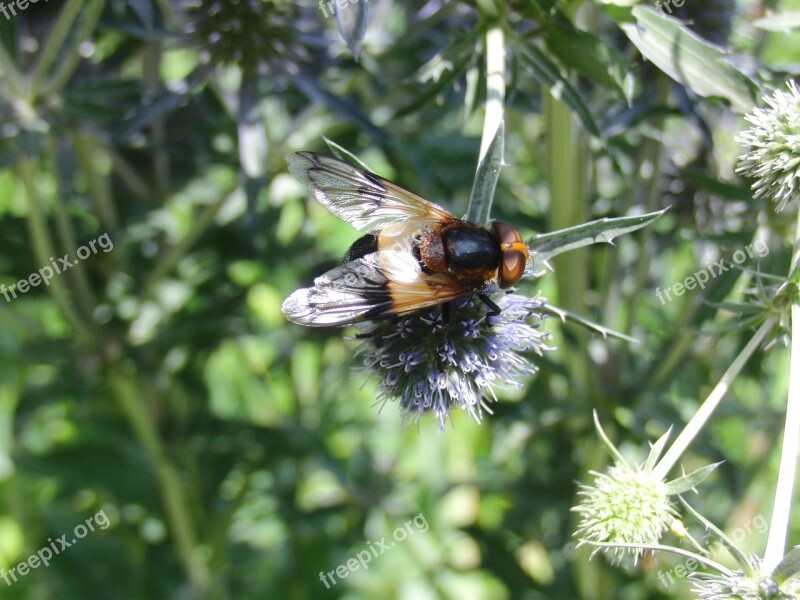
0, 0, 797, 599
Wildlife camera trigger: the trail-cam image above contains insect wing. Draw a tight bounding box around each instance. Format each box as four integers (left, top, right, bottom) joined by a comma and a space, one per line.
286, 152, 454, 233
281, 251, 474, 327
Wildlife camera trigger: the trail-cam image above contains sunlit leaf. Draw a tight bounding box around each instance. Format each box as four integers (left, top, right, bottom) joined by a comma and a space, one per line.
618, 6, 759, 112
753, 12, 800, 32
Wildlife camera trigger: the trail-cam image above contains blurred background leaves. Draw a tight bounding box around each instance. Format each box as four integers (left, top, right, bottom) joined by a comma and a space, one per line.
0, 0, 797, 598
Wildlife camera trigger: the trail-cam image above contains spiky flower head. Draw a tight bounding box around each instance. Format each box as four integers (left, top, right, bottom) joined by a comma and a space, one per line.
574, 462, 678, 564
691, 557, 800, 600
736, 82, 800, 212
181, 0, 325, 71
356, 290, 550, 429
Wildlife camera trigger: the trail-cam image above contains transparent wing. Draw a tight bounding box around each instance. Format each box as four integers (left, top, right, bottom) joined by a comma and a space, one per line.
281, 251, 476, 327
286, 152, 454, 233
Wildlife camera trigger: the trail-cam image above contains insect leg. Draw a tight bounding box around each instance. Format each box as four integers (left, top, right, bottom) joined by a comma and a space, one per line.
441, 301, 451, 325
478, 293, 501, 321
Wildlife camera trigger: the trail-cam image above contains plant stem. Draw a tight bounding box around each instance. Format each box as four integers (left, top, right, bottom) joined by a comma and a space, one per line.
109, 365, 210, 590
652, 316, 776, 481
763, 206, 800, 573
478, 26, 505, 163
47, 137, 97, 319
763, 302, 800, 572
28, 0, 85, 99
465, 25, 505, 225
41, 0, 105, 96
17, 158, 94, 342
70, 130, 119, 232
0, 39, 24, 98
545, 90, 589, 389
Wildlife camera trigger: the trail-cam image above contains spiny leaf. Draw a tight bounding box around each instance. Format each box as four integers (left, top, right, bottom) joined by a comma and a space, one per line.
592, 410, 631, 470
335, 0, 369, 60
466, 119, 504, 225
771, 546, 800, 584
527, 208, 667, 270
322, 137, 372, 171
644, 428, 672, 472
539, 304, 638, 343
665, 462, 722, 495
679, 496, 756, 576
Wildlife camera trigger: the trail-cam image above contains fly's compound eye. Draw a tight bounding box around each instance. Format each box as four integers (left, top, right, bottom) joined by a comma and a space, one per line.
491, 221, 529, 289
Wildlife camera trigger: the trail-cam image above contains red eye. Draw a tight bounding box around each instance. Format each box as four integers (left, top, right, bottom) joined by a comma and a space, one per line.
491, 221, 529, 288
491, 220, 522, 245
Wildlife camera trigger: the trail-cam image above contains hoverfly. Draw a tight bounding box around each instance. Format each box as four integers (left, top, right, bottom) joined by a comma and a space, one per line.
281, 152, 530, 327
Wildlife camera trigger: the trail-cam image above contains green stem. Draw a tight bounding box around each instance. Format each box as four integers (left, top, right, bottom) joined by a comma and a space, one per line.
652, 316, 776, 481
109, 365, 210, 590
763, 302, 800, 572
144, 42, 171, 200
70, 130, 119, 231
41, 0, 106, 96
478, 26, 505, 164
545, 94, 588, 389
763, 207, 800, 572
0, 40, 24, 98
16, 158, 94, 342
465, 25, 505, 225
46, 138, 97, 319
28, 0, 85, 99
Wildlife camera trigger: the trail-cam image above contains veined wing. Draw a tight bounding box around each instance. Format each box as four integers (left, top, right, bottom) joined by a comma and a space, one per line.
286, 152, 455, 234
281, 251, 477, 327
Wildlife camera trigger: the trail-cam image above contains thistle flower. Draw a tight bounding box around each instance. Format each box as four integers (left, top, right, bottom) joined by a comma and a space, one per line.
690, 554, 800, 600
573, 413, 721, 564
574, 462, 678, 564
736, 82, 800, 212
691, 567, 796, 600
355, 290, 551, 428
181, 0, 325, 71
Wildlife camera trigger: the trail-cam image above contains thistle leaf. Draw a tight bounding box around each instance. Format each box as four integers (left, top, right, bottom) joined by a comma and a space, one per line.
679, 496, 756, 576
539, 304, 638, 343
644, 428, 672, 472
771, 545, 800, 584
466, 119, 504, 226
527, 209, 667, 271
665, 462, 723, 495
335, 0, 369, 60
592, 410, 631, 470
322, 137, 372, 171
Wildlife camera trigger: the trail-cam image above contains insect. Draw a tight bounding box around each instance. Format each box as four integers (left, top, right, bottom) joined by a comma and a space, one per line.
281, 152, 531, 327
